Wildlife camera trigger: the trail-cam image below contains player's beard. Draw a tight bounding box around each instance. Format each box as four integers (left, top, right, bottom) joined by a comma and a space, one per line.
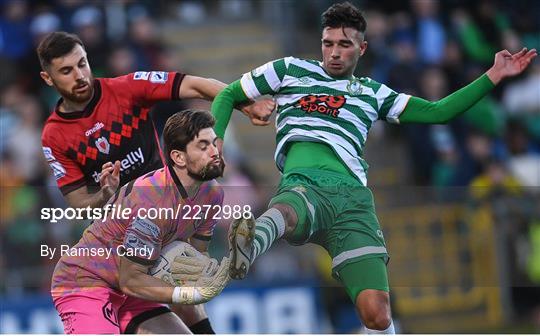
187, 161, 223, 181
54, 76, 94, 105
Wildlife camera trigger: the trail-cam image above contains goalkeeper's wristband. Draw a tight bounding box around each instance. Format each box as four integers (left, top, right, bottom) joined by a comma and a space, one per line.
172, 286, 203, 304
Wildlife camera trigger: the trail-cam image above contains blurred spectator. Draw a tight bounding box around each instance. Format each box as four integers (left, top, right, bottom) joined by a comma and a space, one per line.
20, 12, 62, 97
431, 124, 458, 187
504, 120, 540, 187
128, 12, 163, 69
469, 158, 522, 201
6, 96, 46, 184
402, 67, 446, 184
387, 14, 419, 95
55, 0, 86, 32
454, 129, 495, 186
441, 39, 468, 92
0, 0, 31, 59
410, 0, 446, 65
452, 1, 509, 65
361, 10, 393, 82
176, 2, 207, 24
503, 61, 540, 141
106, 45, 138, 77
72, 6, 109, 76
29, 12, 61, 40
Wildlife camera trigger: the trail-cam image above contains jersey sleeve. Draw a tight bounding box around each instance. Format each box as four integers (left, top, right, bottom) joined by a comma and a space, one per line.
119, 71, 185, 106
368, 79, 411, 124
192, 185, 224, 241
239, 57, 292, 99
42, 132, 86, 195
399, 74, 495, 124
122, 217, 163, 265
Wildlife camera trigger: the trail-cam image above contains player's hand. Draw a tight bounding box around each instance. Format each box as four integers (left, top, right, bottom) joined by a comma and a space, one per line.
170, 245, 219, 284
99, 161, 120, 197
242, 99, 275, 126
173, 257, 231, 304
486, 48, 537, 84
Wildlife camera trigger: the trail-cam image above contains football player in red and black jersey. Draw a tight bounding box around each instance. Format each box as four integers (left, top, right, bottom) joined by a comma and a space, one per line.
39, 31, 273, 210
38, 31, 273, 334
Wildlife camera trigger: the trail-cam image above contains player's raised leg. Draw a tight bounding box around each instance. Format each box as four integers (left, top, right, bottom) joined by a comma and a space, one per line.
357, 289, 394, 334
338, 258, 395, 334
228, 203, 298, 279
228, 216, 256, 280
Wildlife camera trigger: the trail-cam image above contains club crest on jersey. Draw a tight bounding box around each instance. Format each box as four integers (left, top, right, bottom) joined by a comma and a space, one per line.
95, 136, 110, 154
298, 94, 346, 118
347, 79, 362, 95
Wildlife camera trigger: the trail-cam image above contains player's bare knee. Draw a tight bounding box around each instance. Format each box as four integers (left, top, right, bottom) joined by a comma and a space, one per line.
272, 203, 298, 235
357, 290, 392, 330
361, 310, 392, 331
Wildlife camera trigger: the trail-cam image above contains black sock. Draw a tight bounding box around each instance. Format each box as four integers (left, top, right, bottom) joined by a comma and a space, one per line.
189, 318, 215, 334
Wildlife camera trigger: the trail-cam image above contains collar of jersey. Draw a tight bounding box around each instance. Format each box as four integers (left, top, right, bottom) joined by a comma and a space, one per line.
167, 163, 189, 200
55, 79, 102, 120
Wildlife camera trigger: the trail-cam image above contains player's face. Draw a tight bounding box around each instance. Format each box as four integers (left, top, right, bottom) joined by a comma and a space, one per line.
184, 128, 223, 181
40, 44, 94, 104
321, 27, 367, 78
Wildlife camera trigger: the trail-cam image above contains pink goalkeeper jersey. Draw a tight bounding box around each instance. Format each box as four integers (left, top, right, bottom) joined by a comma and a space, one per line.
51, 166, 223, 298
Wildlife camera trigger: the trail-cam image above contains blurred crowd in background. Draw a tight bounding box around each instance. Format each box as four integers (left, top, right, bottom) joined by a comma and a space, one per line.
0, 0, 539, 332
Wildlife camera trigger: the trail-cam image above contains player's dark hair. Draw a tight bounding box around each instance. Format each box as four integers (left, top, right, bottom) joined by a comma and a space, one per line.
163, 110, 216, 165
37, 31, 85, 70
321, 2, 367, 34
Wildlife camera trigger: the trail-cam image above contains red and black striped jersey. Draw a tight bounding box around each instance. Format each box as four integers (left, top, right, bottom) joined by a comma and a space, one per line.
41, 71, 184, 195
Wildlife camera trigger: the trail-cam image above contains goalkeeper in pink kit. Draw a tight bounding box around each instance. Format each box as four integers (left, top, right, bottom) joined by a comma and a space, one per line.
51, 110, 230, 334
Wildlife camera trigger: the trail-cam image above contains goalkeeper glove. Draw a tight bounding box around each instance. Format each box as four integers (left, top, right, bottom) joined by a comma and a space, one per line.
171, 245, 219, 284
171, 257, 231, 304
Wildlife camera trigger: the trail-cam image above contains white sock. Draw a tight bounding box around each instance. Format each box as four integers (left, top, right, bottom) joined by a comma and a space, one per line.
362, 321, 395, 334
251, 208, 286, 262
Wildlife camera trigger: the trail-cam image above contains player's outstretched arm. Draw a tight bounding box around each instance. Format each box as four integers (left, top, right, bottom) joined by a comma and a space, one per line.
211, 79, 275, 139
179, 76, 274, 126
399, 48, 537, 124
178, 75, 226, 101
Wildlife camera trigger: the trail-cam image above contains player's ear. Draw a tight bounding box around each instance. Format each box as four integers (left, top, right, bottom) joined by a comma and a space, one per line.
40, 71, 54, 86
359, 40, 368, 56
170, 149, 186, 168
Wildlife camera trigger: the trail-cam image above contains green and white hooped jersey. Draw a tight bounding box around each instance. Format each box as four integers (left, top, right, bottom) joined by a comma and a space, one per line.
239, 57, 411, 186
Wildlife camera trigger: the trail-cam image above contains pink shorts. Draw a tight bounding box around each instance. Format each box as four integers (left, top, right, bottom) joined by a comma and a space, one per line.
54, 287, 170, 334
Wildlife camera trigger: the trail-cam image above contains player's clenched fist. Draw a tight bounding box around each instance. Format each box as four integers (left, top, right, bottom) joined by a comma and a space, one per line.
245, 98, 276, 126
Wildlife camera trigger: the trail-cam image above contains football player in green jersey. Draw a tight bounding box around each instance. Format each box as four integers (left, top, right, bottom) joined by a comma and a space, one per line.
209, 2, 536, 333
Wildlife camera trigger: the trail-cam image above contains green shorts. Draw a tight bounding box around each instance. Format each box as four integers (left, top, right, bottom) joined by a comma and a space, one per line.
269, 168, 389, 301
